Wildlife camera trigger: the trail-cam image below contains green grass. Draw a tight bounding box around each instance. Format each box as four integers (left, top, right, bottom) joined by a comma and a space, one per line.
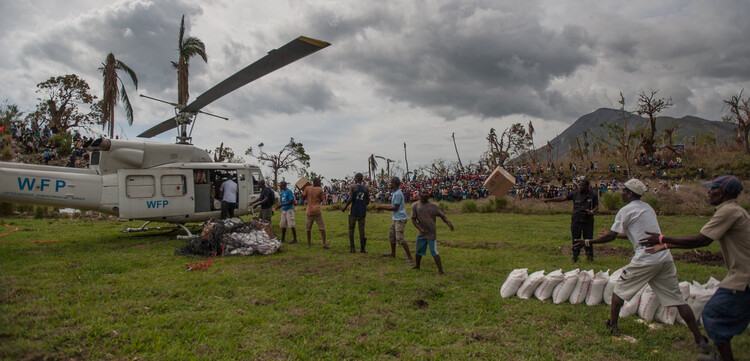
1, 210, 747, 360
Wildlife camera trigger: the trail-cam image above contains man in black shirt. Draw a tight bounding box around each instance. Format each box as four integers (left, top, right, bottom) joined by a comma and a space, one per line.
250, 179, 275, 222
342, 173, 370, 253
545, 178, 599, 262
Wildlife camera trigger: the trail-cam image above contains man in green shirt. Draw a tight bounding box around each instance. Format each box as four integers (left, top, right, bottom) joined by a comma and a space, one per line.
411, 189, 454, 275
640, 175, 749, 361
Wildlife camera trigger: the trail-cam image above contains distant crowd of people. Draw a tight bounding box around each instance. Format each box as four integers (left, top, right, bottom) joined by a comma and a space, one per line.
2, 122, 91, 168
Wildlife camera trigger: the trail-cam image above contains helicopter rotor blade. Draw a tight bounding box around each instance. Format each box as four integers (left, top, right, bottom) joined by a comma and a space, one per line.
138, 117, 177, 138
182, 36, 330, 114
137, 36, 330, 138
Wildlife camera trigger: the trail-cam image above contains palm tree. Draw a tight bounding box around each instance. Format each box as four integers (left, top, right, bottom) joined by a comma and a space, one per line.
172, 15, 207, 105
99, 53, 138, 138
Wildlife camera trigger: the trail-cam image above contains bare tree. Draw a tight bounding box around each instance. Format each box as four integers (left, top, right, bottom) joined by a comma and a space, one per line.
211, 142, 243, 163
245, 138, 310, 190
722, 89, 750, 154
636, 89, 673, 159
597, 92, 639, 178
485, 123, 532, 167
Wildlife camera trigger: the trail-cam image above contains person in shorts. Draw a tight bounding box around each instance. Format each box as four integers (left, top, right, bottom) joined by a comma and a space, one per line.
640, 175, 748, 361
575, 179, 709, 352
544, 177, 598, 262
274, 181, 297, 244
302, 178, 329, 249
376, 177, 413, 263
411, 189, 454, 275
250, 179, 274, 222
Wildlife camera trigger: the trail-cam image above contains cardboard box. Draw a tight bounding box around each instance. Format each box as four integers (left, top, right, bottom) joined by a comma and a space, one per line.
483, 166, 515, 198
295, 177, 311, 191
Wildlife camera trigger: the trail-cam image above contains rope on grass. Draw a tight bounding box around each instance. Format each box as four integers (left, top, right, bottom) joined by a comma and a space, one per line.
0, 224, 19, 238
186, 246, 225, 271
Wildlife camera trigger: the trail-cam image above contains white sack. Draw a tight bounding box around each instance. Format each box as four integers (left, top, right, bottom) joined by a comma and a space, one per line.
620, 285, 646, 318
535, 269, 564, 301
703, 277, 720, 290
638, 285, 661, 321
689, 285, 717, 325
676, 281, 693, 325
586, 269, 610, 306
655, 304, 678, 325
500, 268, 528, 298
603, 268, 624, 305
552, 269, 580, 304
569, 270, 594, 304
517, 270, 546, 299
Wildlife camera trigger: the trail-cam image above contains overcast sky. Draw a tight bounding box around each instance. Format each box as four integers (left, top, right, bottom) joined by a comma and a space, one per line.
1, 0, 749, 181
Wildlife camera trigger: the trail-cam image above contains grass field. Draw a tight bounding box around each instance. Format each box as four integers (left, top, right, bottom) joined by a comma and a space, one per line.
1, 207, 748, 361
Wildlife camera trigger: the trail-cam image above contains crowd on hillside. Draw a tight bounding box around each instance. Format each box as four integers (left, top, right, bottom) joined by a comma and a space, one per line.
2, 122, 91, 167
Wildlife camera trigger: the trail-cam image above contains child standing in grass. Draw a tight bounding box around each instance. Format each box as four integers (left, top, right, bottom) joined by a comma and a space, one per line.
410, 189, 454, 275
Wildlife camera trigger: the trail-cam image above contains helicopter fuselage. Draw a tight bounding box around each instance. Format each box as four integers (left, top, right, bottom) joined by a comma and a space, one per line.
0, 138, 264, 223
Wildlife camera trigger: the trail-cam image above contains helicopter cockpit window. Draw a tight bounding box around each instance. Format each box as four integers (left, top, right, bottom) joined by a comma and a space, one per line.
125, 175, 155, 198
90, 151, 100, 166
161, 175, 187, 197
252, 173, 261, 193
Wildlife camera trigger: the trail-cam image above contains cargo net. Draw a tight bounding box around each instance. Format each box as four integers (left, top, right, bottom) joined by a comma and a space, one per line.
176, 218, 281, 257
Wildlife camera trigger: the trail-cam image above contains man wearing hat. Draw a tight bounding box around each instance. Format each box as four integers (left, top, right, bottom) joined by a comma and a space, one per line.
640, 175, 748, 361
544, 177, 599, 262
574, 179, 709, 352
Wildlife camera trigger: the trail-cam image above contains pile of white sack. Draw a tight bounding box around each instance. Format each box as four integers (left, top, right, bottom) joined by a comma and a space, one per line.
501, 268, 720, 325
176, 218, 281, 257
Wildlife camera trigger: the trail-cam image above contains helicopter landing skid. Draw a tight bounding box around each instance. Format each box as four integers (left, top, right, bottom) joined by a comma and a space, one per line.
121, 222, 197, 239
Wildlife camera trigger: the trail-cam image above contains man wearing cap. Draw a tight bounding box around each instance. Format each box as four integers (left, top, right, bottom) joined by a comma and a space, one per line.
574, 179, 709, 352
376, 177, 414, 263
274, 181, 297, 244
544, 177, 599, 262
640, 175, 748, 361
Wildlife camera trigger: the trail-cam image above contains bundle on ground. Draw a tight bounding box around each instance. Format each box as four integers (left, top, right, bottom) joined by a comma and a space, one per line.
176, 218, 281, 257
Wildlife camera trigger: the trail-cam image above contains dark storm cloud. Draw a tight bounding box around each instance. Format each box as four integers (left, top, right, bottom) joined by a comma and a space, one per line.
296, 0, 597, 120
18, 1, 203, 97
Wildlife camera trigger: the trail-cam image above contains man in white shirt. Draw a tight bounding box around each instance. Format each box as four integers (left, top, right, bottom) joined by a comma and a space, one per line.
219, 176, 238, 219
575, 179, 709, 353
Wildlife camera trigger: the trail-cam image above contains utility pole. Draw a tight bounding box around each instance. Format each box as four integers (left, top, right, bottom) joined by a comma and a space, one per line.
403, 142, 409, 179
451, 132, 463, 172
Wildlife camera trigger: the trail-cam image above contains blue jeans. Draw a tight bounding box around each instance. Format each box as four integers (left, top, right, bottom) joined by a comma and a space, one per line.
702, 286, 750, 344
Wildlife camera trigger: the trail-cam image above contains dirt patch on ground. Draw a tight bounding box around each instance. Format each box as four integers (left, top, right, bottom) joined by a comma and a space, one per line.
672, 249, 724, 266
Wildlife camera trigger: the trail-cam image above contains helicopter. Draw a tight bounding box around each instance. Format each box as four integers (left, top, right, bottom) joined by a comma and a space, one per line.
0, 36, 330, 235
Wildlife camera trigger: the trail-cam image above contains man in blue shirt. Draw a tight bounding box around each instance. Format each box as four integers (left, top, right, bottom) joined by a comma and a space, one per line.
274, 181, 297, 244
376, 177, 413, 263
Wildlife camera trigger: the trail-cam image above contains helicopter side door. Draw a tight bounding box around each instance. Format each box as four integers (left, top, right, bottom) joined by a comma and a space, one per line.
118, 169, 194, 220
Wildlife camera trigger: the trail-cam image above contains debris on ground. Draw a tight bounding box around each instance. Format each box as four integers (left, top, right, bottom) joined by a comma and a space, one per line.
176, 218, 281, 257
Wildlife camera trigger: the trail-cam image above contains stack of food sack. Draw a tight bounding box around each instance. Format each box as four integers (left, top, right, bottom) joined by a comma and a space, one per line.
501, 268, 721, 326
